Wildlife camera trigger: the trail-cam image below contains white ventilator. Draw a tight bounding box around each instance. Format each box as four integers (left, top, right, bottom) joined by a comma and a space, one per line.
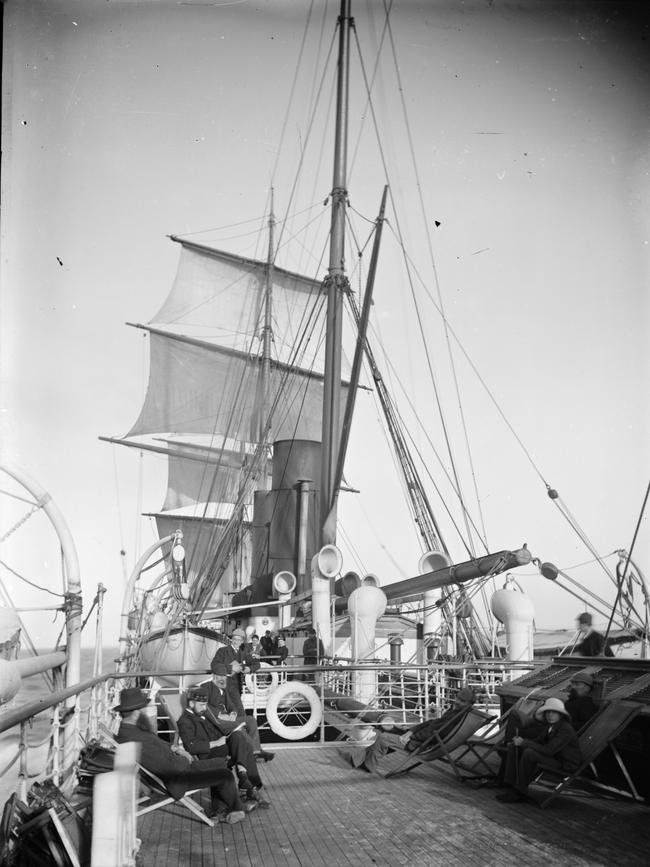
311, 545, 343, 655
347, 583, 388, 706
491, 584, 535, 663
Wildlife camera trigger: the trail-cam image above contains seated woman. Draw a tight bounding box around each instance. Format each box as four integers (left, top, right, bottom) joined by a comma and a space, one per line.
496, 697, 582, 804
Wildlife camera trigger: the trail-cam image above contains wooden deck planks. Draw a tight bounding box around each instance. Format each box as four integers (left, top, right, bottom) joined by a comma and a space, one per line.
134, 745, 650, 867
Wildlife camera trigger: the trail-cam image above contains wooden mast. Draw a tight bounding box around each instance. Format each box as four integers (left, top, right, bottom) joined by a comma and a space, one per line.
320, 0, 351, 546
259, 188, 276, 480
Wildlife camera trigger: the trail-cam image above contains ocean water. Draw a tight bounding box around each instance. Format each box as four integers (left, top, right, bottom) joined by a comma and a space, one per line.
0, 646, 119, 806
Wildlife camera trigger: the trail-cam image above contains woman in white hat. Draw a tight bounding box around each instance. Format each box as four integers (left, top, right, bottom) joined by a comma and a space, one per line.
496, 697, 582, 804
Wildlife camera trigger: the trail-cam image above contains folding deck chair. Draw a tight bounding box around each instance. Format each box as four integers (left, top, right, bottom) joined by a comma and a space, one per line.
533, 700, 643, 809
98, 723, 215, 827
385, 707, 494, 780
452, 690, 545, 778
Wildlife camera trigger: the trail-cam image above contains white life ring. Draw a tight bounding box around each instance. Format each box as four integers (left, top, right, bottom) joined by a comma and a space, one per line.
245, 662, 279, 698
264, 680, 322, 741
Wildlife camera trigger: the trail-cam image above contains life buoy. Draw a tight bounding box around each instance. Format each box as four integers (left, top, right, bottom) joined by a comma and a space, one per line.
264, 680, 322, 740
244, 662, 279, 699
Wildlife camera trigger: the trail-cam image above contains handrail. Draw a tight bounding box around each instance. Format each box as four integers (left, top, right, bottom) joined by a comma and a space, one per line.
0, 658, 534, 735
0, 674, 111, 734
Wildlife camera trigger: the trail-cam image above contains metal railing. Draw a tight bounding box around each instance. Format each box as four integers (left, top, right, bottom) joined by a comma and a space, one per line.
0, 658, 534, 801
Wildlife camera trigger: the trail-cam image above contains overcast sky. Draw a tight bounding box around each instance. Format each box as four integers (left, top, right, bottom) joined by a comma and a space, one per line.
1, 0, 649, 648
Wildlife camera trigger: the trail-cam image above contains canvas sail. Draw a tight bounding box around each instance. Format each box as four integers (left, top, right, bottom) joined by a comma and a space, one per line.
117, 238, 349, 603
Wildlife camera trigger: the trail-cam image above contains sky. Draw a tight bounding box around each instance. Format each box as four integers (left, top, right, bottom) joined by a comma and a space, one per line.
1, 0, 649, 649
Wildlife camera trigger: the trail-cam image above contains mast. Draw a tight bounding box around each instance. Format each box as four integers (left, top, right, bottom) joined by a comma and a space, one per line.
320, 0, 352, 546
259, 189, 276, 455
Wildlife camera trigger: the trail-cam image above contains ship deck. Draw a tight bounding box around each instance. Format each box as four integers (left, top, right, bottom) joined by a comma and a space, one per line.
134, 744, 649, 867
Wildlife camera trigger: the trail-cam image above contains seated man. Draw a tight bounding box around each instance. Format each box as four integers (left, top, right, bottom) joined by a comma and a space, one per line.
496, 697, 582, 804
177, 686, 266, 806
397, 686, 476, 753
204, 661, 274, 762
114, 687, 255, 824
349, 686, 476, 771
564, 671, 599, 731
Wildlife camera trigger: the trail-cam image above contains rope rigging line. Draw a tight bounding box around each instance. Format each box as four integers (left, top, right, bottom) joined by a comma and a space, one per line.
549, 492, 617, 585
377, 7, 483, 556
605, 479, 650, 639
347, 11, 484, 558
0, 559, 65, 599
352, 296, 488, 558
342, 255, 454, 558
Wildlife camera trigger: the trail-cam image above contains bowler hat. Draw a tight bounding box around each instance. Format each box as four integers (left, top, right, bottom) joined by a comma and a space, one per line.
537, 697, 569, 718
210, 661, 229, 676
577, 612, 592, 626
113, 687, 150, 713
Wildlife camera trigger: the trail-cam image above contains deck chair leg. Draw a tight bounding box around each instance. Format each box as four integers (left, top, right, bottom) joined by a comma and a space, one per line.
178, 794, 214, 827
137, 796, 175, 817
610, 743, 641, 801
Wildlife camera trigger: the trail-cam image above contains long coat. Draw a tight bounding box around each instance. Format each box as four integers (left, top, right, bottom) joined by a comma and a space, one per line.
519, 717, 582, 770
116, 721, 235, 804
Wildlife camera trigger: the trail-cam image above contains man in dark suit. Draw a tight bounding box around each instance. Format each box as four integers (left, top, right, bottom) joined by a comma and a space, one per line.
211, 628, 260, 696
177, 685, 265, 804
573, 612, 613, 656
204, 661, 274, 762
114, 687, 255, 823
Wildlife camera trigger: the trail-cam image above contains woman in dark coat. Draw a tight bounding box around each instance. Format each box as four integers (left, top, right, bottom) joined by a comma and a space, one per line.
497, 697, 582, 804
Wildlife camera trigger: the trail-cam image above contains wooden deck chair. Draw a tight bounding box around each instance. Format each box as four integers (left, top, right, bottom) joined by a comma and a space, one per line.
452, 714, 507, 778
453, 689, 546, 778
98, 723, 214, 827
385, 707, 494, 780
533, 700, 642, 809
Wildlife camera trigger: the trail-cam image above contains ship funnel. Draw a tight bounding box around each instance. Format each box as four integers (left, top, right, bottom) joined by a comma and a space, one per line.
491, 585, 534, 662
361, 574, 380, 587
317, 544, 343, 578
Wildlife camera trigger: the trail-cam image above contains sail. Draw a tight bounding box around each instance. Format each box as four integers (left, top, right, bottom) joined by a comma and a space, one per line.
125, 239, 351, 447
162, 444, 242, 510
153, 240, 325, 362
126, 333, 341, 444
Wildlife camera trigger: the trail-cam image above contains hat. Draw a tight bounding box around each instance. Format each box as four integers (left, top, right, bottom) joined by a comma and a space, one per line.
113, 687, 150, 713
187, 686, 208, 702
570, 671, 594, 687
231, 628, 246, 639
577, 612, 592, 626
537, 697, 569, 718
210, 661, 229, 676
456, 687, 475, 704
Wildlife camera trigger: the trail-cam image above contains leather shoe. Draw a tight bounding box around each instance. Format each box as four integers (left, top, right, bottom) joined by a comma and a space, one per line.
481, 778, 508, 789
256, 750, 275, 762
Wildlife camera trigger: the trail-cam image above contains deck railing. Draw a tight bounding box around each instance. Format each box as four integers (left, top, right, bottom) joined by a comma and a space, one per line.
0, 658, 534, 802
